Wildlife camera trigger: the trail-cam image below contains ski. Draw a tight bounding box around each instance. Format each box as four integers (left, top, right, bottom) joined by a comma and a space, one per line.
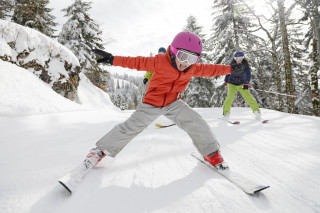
191, 152, 270, 195
155, 123, 176, 128
226, 120, 240, 125
256, 118, 269, 123
58, 161, 93, 194
219, 117, 240, 125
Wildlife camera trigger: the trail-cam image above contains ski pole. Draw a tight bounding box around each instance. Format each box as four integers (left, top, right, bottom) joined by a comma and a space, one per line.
251, 88, 295, 98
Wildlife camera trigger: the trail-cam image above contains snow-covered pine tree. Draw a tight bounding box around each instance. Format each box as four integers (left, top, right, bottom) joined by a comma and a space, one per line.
0, 0, 14, 19
107, 73, 143, 110
207, 0, 267, 110
58, 0, 107, 89
182, 15, 215, 107
11, 0, 57, 37
295, 0, 320, 116
283, 2, 312, 115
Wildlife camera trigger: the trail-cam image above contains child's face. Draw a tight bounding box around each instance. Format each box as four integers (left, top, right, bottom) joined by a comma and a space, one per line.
175, 58, 191, 71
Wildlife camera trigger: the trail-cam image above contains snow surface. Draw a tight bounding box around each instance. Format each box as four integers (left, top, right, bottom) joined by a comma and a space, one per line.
1, 58, 320, 213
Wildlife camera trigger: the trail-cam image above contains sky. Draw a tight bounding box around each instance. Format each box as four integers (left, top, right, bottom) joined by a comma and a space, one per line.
49, 0, 214, 57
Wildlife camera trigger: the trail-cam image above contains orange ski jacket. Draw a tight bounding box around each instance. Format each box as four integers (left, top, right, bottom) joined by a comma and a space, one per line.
113, 46, 232, 107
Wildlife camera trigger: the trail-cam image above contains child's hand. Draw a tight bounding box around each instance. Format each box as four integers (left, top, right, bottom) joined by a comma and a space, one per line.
242, 84, 249, 90
143, 78, 148, 85
93, 49, 114, 65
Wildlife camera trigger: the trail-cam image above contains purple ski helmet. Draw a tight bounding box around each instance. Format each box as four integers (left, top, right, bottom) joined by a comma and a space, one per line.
170, 31, 202, 55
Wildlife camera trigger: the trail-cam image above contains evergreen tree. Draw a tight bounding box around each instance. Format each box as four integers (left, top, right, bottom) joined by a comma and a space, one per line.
295, 0, 320, 116
182, 15, 215, 107
107, 73, 144, 110
208, 0, 265, 109
58, 0, 107, 88
0, 0, 14, 19
207, 0, 263, 64
12, 0, 57, 37
285, 4, 310, 115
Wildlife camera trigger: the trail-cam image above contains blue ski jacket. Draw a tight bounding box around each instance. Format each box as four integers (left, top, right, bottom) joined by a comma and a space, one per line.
224, 59, 251, 85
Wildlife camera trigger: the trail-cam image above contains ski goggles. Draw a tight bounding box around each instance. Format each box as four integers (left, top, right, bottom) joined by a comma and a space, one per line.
234, 56, 244, 61
170, 45, 200, 64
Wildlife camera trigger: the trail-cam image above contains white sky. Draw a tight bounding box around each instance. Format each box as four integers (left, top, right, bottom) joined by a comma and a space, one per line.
49, 0, 214, 56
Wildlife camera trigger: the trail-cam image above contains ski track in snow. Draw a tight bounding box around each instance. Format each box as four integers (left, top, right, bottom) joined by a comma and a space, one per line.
1, 108, 320, 213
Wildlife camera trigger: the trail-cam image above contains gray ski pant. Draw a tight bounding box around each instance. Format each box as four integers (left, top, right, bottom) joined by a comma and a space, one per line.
96, 100, 220, 157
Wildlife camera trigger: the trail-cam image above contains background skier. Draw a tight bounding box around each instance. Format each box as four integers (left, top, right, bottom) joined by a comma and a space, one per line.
223, 51, 261, 120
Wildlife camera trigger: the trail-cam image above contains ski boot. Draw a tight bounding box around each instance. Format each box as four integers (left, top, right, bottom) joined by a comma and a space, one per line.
253, 111, 261, 121
58, 147, 106, 194
84, 147, 106, 169
204, 151, 229, 170
222, 113, 230, 120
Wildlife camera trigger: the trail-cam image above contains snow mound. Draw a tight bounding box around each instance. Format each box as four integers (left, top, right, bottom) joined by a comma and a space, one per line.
76, 73, 118, 111
0, 60, 81, 116
0, 19, 80, 100
0, 19, 79, 73
0, 60, 117, 116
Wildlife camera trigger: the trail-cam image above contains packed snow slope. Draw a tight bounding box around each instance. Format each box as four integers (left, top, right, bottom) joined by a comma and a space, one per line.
1, 60, 320, 213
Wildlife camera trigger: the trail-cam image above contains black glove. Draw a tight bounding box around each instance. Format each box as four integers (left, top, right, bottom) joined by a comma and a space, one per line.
231, 63, 245, 74
92, 49, 114, 65
143, 78, 148, 85
242, 84, 249, 90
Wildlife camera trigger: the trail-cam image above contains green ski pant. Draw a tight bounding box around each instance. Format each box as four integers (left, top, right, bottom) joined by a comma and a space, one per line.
223, 83, 260, 115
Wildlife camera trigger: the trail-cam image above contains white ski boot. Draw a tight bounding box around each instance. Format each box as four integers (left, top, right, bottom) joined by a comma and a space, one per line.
253, 111, 261, 121
58, 147, 106, 194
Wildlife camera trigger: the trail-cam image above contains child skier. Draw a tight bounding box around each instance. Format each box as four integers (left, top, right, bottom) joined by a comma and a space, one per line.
85, 31, 236, 171
223, 51, 261, 120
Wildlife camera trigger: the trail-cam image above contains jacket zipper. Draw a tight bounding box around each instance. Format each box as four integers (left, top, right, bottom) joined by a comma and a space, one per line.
162, 72, 182, 107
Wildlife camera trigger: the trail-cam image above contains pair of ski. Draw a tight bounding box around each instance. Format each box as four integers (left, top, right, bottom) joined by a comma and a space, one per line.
59, 153, 269, 195
155, 117, 269, 128
219, 117, 269, 125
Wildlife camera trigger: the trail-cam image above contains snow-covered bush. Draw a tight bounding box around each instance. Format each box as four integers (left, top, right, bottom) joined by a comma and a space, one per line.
0, 19, 81, 101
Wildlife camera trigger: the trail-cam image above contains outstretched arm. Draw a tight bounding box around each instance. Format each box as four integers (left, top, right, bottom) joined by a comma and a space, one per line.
93, 49, 157, 72
194, 63, 232, 77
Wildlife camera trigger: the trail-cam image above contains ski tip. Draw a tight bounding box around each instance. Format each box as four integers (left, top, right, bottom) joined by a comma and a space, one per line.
233, 121, 240, 124
254, 185, 270, 194
58, 181, 72, 194
155, 123, 176, 128
262, 120, 269, 123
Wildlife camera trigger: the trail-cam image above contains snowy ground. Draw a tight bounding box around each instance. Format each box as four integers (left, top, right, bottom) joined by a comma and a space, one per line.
1, 60, 320, 213
1, 108, 320, 213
